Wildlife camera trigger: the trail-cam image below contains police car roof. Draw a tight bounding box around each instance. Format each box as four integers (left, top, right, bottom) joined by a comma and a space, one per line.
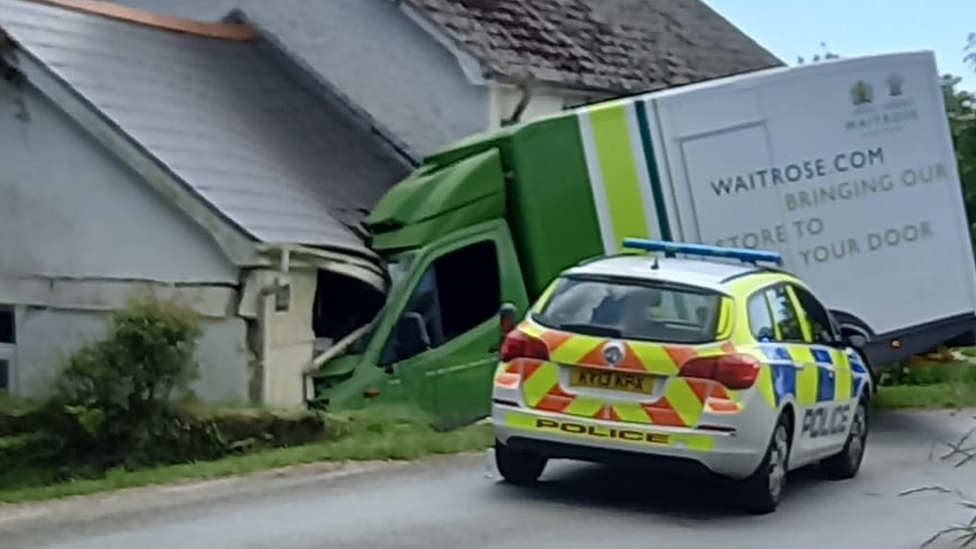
565, 254, 776, 293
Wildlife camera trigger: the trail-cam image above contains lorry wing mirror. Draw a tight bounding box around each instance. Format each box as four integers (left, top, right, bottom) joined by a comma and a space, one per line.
499, 303, 519, 337
845, 333, 867, 349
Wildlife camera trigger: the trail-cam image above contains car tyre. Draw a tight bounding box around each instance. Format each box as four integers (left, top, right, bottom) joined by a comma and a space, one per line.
739, 413, 791, 515
495, 439, 547, 485
821, 397, 868, 479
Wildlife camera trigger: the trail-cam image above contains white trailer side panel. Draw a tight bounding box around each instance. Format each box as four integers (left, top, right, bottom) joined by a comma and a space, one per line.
650, 51, 976, 337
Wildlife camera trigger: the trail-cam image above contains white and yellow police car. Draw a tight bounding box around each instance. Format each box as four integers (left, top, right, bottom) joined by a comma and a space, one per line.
491, 239, 872, 514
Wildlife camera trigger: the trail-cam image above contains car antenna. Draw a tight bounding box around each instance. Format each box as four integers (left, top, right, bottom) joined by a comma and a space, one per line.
651, 255, 660, 270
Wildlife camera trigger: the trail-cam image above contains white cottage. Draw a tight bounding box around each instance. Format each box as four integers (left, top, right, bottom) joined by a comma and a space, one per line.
0, 0, 411, 406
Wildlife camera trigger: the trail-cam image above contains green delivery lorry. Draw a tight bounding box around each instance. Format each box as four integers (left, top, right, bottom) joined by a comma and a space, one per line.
309, 51, 976, 426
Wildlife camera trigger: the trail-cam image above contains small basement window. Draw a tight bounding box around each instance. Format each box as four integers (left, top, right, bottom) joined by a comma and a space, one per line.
0, 360, 8, 391
0, 307, 14, 345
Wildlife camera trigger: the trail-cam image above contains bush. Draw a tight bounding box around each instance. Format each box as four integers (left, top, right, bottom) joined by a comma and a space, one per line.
56, 297, 202, 410
50, 297, 208, 468
0, 297, 332, 492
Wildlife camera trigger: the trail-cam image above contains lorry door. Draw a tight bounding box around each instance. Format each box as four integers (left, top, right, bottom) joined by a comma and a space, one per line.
373, 221, 527, 427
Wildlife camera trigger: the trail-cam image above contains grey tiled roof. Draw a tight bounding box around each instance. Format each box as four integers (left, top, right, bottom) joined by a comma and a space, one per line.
0, 0, 410, 250
99, 0, 490, 160
405, 0, 784, 92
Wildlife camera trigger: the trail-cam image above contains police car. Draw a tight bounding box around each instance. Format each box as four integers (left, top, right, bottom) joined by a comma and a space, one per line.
491, 239, 872, 514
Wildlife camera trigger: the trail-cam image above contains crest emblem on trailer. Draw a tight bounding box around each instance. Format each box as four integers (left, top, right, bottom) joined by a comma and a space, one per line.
850, 80, 874, 105
602, 340, 625, 367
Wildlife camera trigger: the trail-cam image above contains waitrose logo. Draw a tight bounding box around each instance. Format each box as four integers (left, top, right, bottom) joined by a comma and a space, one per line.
844, 74, 918, 133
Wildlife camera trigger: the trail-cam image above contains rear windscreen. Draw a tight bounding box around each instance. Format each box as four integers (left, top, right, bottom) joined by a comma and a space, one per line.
532, 275, 723, 344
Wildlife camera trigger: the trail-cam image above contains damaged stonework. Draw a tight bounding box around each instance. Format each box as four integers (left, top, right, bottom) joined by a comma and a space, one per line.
238, 247, 388, 408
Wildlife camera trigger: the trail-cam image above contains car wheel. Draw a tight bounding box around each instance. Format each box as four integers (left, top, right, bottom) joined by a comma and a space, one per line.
739, 413, 791, 515
494, 440, 547, 485
821, 398, 868, 479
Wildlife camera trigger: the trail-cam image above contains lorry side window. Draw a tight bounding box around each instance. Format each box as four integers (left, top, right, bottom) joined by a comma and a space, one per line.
790, 286, 837, 346
764, 285, 804, 343
382, 241, 501, 364
435, 241, 500, 340
746, 292, 775, 342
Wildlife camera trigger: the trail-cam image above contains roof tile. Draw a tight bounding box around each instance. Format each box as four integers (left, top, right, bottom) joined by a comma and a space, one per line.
405, 0, 783, 92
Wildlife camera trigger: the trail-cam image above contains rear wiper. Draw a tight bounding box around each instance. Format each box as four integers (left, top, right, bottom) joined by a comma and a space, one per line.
557, 323, 623, 339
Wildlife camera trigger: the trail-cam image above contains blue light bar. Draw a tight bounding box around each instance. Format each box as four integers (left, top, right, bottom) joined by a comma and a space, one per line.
621, 238, 783, 266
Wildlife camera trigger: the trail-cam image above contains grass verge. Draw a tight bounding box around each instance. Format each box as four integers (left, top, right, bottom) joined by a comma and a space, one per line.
0, 406, 493, 506
874, 383, 976, 410
874, 358, 976, 410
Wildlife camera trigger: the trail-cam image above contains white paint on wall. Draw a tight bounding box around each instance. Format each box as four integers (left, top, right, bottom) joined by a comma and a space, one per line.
488, 83, 614, 129
242, 268, 318, 408
0, 80, 239, 284
13, 307, 250, 402
0, 78, 251, 402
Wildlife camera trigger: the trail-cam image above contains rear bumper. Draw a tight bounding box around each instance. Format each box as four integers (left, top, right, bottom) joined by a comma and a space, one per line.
492, 405, 772, 479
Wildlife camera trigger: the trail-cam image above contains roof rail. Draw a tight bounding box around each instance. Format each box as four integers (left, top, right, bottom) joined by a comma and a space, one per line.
621, 238, 783, 266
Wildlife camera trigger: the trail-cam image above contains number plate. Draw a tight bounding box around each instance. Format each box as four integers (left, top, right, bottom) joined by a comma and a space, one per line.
569, 367, 654, 394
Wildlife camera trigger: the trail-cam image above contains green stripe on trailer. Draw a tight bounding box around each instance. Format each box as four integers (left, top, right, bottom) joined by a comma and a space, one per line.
634, 100, 673, 242
577, 100, 671, 254
588, 102, 649, 251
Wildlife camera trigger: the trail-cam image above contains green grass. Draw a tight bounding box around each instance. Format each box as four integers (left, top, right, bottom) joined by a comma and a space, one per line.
875, 383, 976, 410
874, 358, 976, 410
0, 406, 493, 505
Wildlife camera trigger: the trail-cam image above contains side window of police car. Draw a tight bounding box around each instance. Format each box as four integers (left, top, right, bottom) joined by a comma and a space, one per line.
746, 292, 775, 342
764, 285, 805, 343
790, 285, 838, 346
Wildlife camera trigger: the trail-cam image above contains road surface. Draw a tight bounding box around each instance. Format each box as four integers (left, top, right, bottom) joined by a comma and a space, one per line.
2, 409, 976, 549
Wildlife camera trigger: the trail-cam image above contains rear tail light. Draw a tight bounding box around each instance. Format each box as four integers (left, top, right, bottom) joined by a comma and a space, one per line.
678, 353, 760, 390
500, 329, 550, 362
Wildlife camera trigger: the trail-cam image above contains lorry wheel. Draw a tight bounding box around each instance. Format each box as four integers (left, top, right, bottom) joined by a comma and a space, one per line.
494, 440, 547, 485
739, 413, 791, 515
820, 398, 868, 479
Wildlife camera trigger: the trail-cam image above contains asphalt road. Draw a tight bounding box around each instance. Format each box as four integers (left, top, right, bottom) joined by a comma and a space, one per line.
3, 409, 976, 549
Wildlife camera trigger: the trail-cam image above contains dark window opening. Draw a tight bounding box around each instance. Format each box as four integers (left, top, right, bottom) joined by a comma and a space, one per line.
0, 360, 7, 391
382, 241, 501, 365
792, 286, 837, 345
312, 271, 385, 345
0, 308, 13, 345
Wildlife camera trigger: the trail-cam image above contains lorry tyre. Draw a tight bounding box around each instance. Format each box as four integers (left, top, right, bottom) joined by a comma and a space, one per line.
820, 397, 868, 479
739, 413, 791, 515
495, 439, 547, 485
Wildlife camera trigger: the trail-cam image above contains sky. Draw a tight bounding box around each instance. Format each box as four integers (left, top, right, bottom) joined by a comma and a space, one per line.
703, 0, 974, 91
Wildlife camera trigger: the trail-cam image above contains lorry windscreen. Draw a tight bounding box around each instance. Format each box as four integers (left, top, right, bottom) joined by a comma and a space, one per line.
531, 275, 722, 344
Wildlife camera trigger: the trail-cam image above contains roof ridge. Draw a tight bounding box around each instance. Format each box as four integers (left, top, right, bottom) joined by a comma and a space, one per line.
17, 0, 257, 40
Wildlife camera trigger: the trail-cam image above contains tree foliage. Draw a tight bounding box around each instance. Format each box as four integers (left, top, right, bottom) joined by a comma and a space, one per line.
796, 42, 840, 65
944, 75, 976, 247
966, 32, 975, 71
